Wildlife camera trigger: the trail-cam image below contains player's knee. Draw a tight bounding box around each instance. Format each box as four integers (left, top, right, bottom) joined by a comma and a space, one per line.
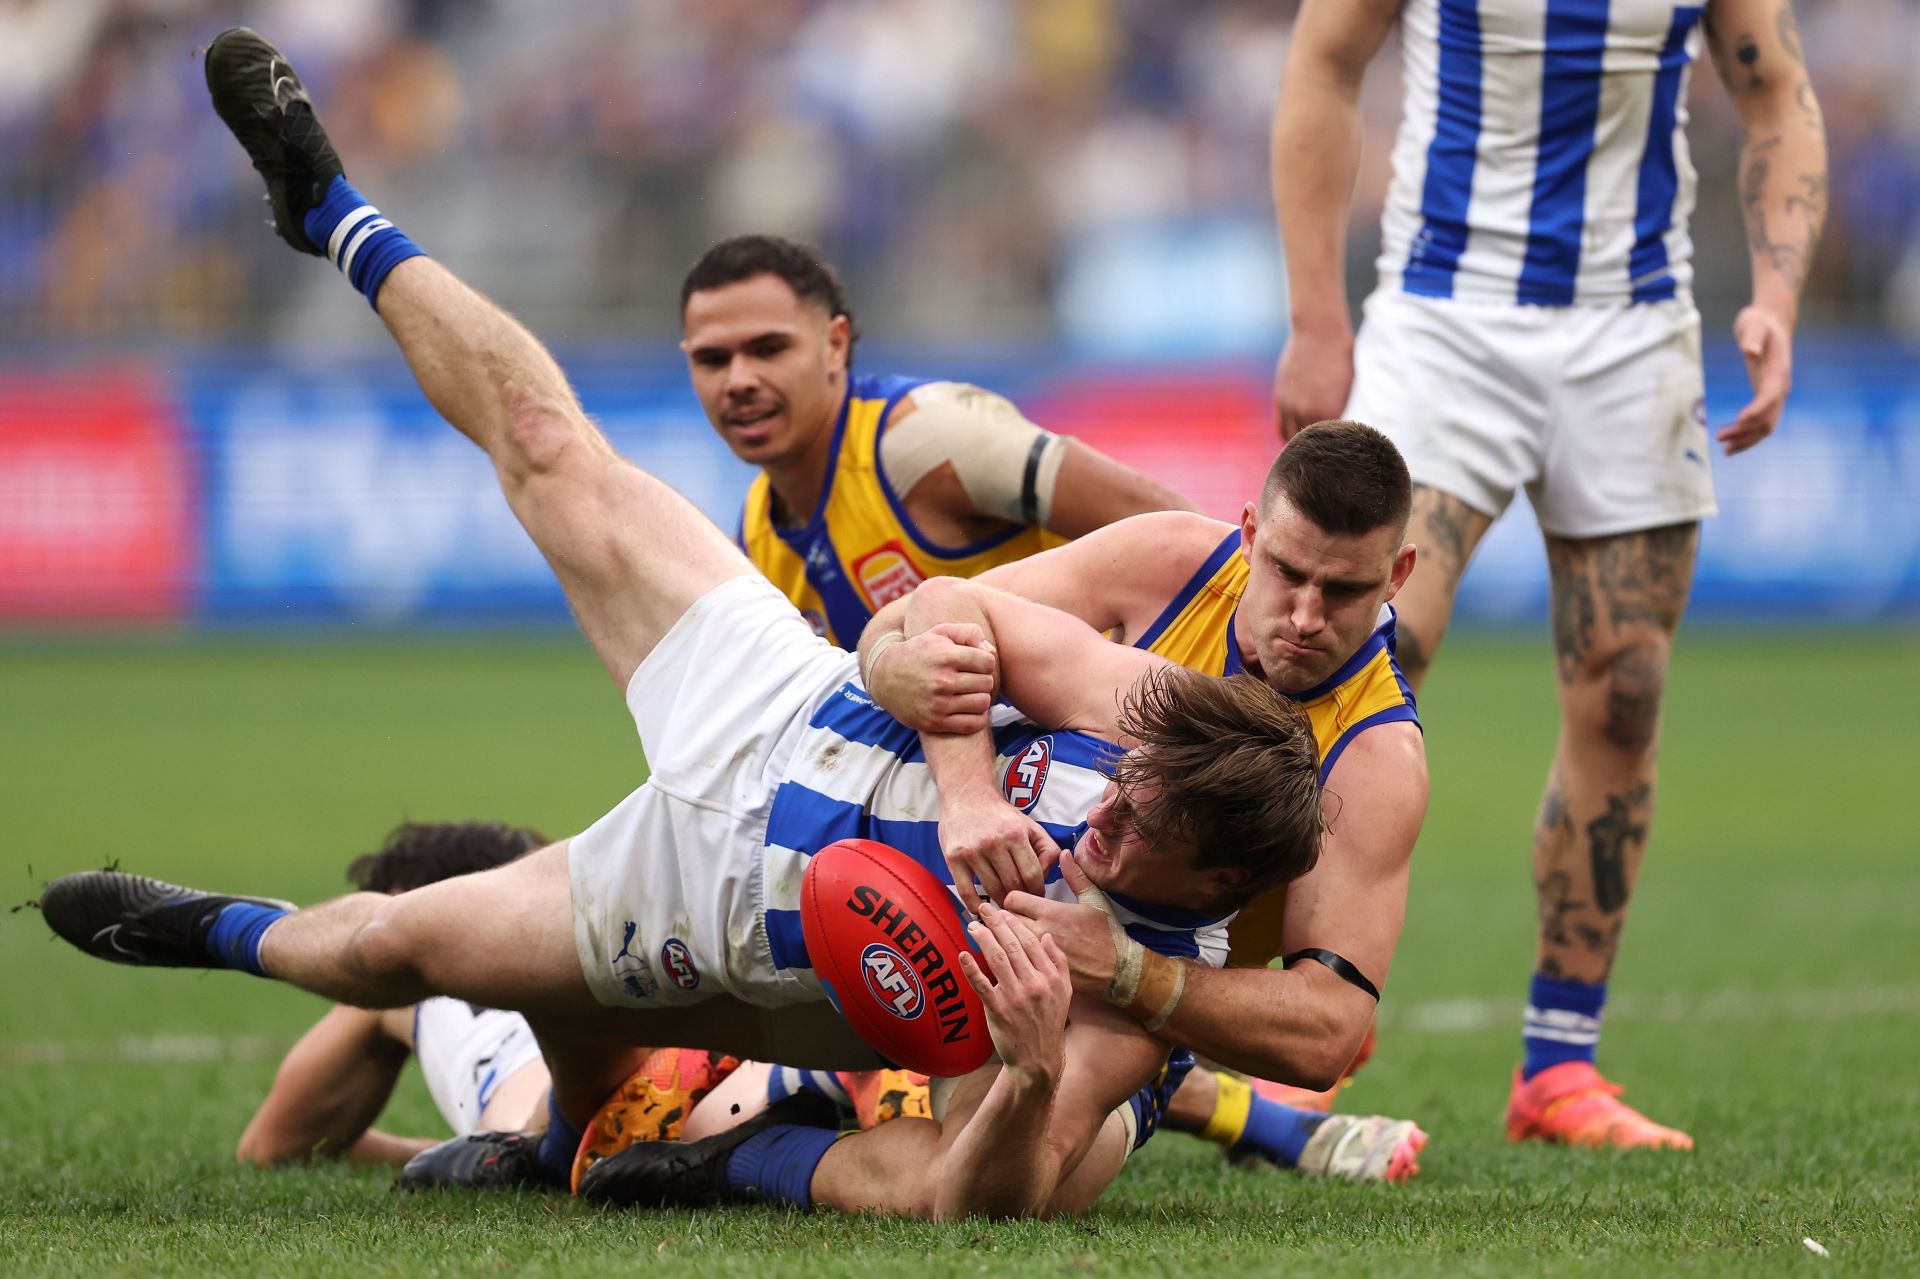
346, 904, 426, 991
1394, 623, 1438, 688
497, 387, 596, 483
1570, 633, 1671, 754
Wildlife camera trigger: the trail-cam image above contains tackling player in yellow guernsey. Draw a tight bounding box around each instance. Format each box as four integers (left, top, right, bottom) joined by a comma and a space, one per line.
681, 235, 1195, 646
1130, 522, 1418, 971
858, 422, 1431, 1186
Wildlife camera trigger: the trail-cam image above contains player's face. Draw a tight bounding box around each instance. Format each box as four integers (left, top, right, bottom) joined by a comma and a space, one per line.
1077, 772, 1223, 911
1235, 496, 1416, 693
681, 274, 850, 470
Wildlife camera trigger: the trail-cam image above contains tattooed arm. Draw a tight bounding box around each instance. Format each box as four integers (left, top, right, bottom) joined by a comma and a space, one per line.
1702, 0, 1828, 455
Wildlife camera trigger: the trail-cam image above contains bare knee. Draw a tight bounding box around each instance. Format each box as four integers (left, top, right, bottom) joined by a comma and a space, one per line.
1394, 621, 1438, 689
346, 901, 427, 993
1565, 631, 1672, 755
496, 383, 605, 486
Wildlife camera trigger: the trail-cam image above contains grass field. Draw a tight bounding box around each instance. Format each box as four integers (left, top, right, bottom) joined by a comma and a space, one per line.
3, 631, 1916, 1276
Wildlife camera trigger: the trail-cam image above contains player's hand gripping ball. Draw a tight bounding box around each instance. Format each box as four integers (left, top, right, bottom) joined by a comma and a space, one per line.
800, 839, 992, 1077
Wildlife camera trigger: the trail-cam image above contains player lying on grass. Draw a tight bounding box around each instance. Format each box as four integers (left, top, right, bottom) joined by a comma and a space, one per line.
636, 236, 1424, 1182
39, 27, 1326, 1222
475, 430, 1433, 1194
236, 821, 556, 1167
853, 422, 1432, 1185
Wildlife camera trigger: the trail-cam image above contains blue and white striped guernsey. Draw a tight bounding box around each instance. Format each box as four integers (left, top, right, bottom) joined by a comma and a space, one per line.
1381, 0, 1706, 306
757, 681, 1234, 980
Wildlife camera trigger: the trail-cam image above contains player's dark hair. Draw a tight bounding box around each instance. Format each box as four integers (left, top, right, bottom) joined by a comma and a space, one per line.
1260, 420, 1412, 537
680, 234, 860, 357
345, 821, 548, 895
1116, 667, 1324, 908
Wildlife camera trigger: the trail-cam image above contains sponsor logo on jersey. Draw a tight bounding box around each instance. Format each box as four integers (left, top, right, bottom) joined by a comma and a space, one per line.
660, 937, 700, 990
800, 608, 828, 638
851, 542, 925, 609
860, 942, 926, 1019
847, 885, 973, 1044
1004, 736, 1053, 812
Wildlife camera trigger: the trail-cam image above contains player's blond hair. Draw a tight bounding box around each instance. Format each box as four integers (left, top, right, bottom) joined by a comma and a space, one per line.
1115, 666, 1324, 906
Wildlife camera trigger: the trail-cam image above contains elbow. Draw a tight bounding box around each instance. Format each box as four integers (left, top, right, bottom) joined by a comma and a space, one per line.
1298, 1014, 1373, 1094
1252, 1008, 1370, 1093
912, 575, 972, 607
1293, 1053, 1348, 1096
1275, 1047, 1347, 1095
235, 1126, 294, 1167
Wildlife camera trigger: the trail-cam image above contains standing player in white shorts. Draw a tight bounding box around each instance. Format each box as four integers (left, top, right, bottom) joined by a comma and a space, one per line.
40, 28, 1330, 1222
1271, 0, 1826, 1147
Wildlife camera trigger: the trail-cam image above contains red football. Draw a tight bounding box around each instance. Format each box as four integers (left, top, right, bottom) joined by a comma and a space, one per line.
800, 838, 992, 1078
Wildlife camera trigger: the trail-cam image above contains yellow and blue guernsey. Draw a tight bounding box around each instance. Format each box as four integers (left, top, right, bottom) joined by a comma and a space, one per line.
739, 373, 1065, 647
1132, 529, 1421, 969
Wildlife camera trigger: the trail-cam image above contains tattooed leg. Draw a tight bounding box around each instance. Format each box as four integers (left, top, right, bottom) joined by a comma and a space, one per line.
1389, 486, 1495, 694
1536, 523, 1698, 982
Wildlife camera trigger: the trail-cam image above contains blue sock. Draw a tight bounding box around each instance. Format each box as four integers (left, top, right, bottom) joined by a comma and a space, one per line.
535, 1095, 582, 1187
1522, 973, 1607, 1080
724, 1125, 840, 1209
1232, 1095, 1329, 1168
203, 902, 289, 977
302, 175, 427, 308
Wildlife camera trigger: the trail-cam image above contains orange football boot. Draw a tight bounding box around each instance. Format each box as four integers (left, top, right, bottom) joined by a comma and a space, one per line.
571, 1048, 741, 1191
836, 1068, 932, 1128
1246, 1022, 1378, 1113
1505, 1061, 1694, 1150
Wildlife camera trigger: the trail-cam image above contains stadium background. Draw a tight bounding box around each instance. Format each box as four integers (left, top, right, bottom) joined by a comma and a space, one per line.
3, 2, 1917, 1275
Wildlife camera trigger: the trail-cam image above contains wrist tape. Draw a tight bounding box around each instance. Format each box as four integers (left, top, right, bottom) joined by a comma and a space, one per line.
1076, 869, 1187, 1033
861, 630, 907, 689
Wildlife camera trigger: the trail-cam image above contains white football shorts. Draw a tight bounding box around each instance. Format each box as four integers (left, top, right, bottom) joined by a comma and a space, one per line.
411, 998, 544, 1137
568, 573, 856, 1013
1346, 290, 1717, 538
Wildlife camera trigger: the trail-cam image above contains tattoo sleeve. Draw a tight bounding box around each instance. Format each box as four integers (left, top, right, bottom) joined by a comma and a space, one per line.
1713, 0, 1828, 309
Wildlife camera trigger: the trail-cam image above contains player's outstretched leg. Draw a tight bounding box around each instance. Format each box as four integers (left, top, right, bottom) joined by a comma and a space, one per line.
40, 843, 597, 1016
205, 27, 754, 690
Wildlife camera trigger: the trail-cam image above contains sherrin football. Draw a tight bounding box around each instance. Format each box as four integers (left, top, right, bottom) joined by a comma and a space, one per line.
799, 838, 993, 1077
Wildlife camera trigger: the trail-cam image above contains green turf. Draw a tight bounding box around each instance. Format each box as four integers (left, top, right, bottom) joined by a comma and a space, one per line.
3, 631, 1917, 1276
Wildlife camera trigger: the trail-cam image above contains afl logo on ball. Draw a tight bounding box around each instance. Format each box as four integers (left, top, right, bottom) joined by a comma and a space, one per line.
1003, 737, 1052, 812
660, 938, 700, 990
861, 942, 925, 1019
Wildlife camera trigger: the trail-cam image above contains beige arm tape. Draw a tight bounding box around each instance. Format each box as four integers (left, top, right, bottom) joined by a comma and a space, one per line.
1072, 870, 1186, 1031
879, 382, 1069, 525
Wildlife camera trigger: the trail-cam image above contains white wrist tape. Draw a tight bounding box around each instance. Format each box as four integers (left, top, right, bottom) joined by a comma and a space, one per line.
1072, 867, 1146, 1008
862, 630, 907, 689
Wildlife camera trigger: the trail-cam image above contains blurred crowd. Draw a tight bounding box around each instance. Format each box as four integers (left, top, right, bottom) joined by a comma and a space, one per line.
3, 0, 1917, 348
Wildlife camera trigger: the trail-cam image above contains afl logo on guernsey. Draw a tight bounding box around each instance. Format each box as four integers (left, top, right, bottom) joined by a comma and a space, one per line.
1004, 737, 1053, 812
860, 942, 926, 1020
659, 938, 700, 990
851, 541, 925, 609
